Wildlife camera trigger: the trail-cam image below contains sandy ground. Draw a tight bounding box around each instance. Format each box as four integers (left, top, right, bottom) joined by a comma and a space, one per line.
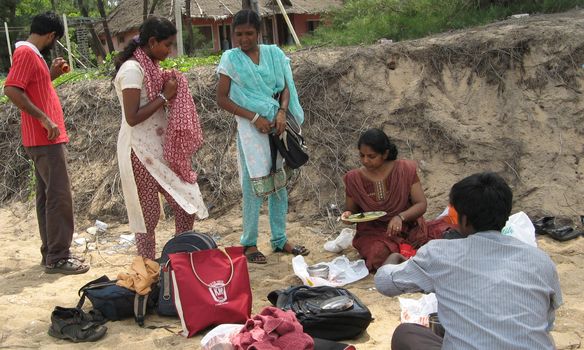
2, 11, 584, 349
0, 202, 582, 350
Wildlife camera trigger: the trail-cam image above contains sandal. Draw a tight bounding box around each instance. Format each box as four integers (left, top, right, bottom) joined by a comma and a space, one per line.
547, 226, 582, 242
53, 307, 107, 325
45, 258, 90, 275
533, 216, 555, 235
243, 246, 267, 264
48, 307, 107, 343
275, 243, 310, 256
42, 255, 86, 267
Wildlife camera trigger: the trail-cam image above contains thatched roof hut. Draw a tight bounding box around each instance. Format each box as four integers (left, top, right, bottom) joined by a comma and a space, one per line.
97, 0, 342, 52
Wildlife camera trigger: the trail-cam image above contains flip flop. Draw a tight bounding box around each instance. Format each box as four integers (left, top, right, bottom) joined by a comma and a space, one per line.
275, 243, 310, 256
243, 246, 267, 264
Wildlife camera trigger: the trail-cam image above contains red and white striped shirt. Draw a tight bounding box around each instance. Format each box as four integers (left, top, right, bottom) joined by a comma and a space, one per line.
4, 42, 69, 146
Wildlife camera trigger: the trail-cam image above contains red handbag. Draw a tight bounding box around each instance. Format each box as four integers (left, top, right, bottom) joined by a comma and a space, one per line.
169, 246, 252, 337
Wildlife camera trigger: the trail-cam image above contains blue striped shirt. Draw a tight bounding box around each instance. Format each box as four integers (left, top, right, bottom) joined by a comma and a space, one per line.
375, 231, 563, 350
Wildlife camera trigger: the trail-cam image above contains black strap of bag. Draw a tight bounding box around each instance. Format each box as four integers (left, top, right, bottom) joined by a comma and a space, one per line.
76, 275, 117, 310
134, 293, 148, 327
269, 131, 279, 174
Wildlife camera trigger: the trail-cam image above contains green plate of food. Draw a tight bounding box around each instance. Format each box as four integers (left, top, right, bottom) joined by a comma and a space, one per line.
345, 211, 387, 223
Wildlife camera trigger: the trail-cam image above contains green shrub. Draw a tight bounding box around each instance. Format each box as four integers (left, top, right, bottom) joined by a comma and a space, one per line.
159, 54, 221, 72
306, 0, 584, 46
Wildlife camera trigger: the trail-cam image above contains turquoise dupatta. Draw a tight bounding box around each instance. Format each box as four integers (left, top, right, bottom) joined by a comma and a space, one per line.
217, 45, 304, 196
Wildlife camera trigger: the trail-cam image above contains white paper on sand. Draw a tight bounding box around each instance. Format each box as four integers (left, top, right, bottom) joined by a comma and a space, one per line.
200, 323, 243, 350
398, 293, 437, 326
292, 255, 369, 287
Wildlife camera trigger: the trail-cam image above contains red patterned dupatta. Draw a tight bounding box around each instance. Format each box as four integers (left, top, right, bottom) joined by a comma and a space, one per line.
133, 47, 203, 183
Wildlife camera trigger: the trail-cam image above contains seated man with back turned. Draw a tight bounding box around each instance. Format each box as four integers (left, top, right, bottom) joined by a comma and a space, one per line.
374, 172, 563, 350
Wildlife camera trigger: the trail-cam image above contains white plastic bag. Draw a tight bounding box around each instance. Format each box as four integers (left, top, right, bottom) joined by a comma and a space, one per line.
398, 293, 437, 326
323, 228, 355, 253
501, 211, 537, 247
200, 324, 243, 350
292, 255, 369, 287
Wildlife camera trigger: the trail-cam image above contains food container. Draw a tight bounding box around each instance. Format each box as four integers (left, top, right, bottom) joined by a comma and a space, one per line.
307, 264, 329, 279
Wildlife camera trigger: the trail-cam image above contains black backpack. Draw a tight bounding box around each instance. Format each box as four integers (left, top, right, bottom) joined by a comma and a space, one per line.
77, 275, 159, 326
157, 231, 217, 316
268, 286, 373, 341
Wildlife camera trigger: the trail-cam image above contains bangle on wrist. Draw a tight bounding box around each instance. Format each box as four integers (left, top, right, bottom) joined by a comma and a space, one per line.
250, 113, 260, 124
278, 107, 286, 111
158, 93, 168, 105
397, 214, 406, 222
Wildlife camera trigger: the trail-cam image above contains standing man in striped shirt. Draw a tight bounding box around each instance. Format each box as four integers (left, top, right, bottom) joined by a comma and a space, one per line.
4, 12, 89, 275
375, 172, 562, 349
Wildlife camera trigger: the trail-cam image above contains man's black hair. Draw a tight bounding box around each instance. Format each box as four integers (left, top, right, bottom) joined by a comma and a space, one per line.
449, 172, 512, 232
30, 12, 65, 39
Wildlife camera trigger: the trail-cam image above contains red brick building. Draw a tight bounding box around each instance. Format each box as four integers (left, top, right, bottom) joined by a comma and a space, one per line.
96, 0, 342, 55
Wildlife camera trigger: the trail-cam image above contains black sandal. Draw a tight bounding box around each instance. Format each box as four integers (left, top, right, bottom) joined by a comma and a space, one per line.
243, 246, 267, 264
45, 258, 90, 275
547, 226, 582, 242
53, 307, 107, 326
48, 307, 107, 343
275, 243, 310, 256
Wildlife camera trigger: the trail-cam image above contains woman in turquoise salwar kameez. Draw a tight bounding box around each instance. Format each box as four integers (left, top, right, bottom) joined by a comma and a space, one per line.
216, 9, 309, 264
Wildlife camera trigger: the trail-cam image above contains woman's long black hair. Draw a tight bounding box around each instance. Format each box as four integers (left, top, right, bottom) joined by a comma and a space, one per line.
232, 9, 261, 32
114, 16, 177, 72
358, 128, 398, 160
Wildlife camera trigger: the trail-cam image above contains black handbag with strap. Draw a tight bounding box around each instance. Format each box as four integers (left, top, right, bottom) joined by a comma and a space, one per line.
269, 110, 309, 171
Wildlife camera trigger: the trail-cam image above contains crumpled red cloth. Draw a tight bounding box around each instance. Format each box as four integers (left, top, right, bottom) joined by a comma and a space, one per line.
231, 306, 314, 350
133, 47, 203, 183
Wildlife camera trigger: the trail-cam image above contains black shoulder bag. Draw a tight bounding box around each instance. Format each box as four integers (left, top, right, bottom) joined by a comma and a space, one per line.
268, 110, 309, 172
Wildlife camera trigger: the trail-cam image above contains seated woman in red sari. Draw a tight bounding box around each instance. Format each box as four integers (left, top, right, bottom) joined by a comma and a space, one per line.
341, 128, 453, 272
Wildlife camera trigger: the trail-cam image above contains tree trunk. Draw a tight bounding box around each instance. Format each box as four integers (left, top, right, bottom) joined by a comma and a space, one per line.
185, 0, 193, 54
77, 0, 106, 59
96, 0, 114, 53
143, 0, 148, 21
149, 0, 161, 14
49, 0, 57, 11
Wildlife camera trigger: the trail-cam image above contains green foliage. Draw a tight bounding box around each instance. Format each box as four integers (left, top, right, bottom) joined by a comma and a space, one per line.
159, 54, 221, 72
0, 78, 7, 104
0, 52, 221, 99
52, 69, 107, 87
305, 0, 584, 46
